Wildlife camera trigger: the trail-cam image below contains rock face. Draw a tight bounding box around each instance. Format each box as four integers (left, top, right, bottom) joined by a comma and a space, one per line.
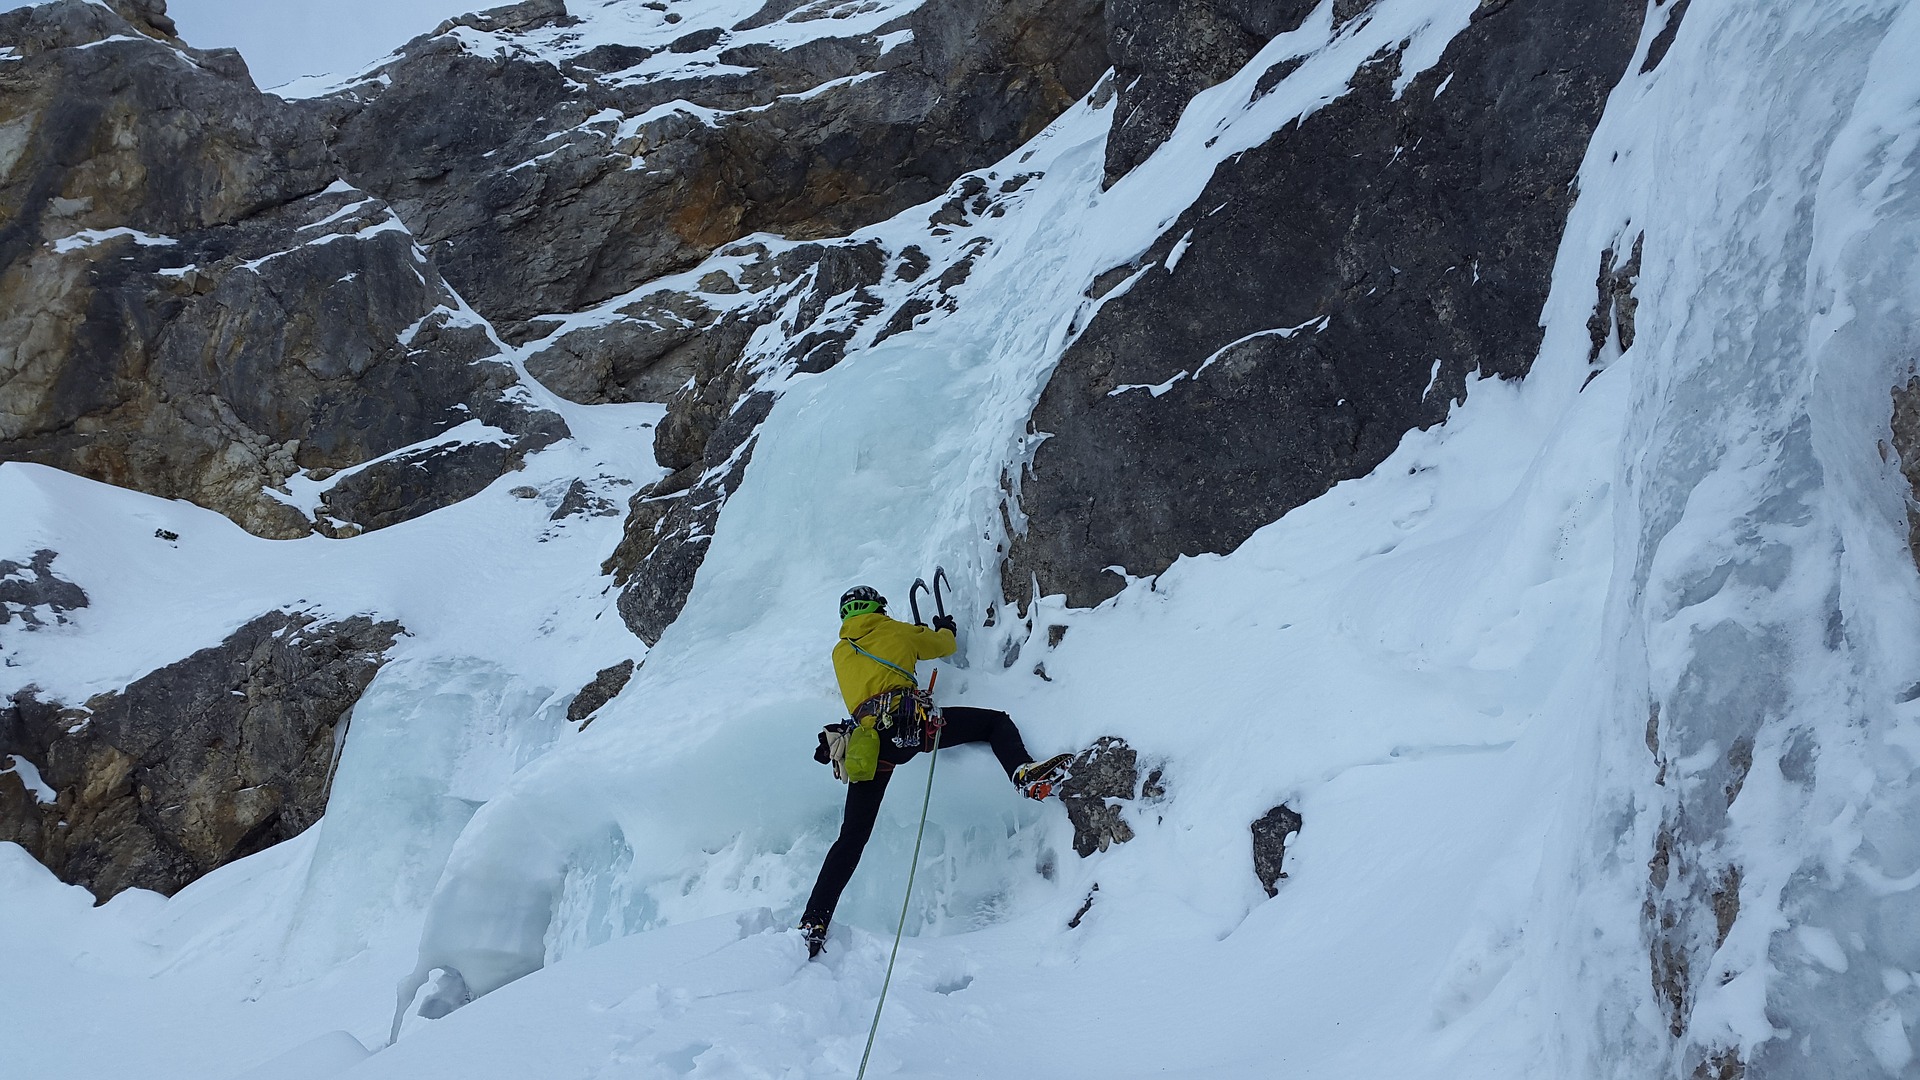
2, 0, 1111, 619
0, 1, 565, 539
1890, 376, 1920, 569
566, 659, 635, 725
1005, 0, 1647, 606
0, 549, 87, 628
1102, 0, 1307, 186
298, 0, 1106, 644
1058, 735, 1162, 858
0, 611, 401, 899
600, 172, 1043, 643
0, 0, 1112, 895
321, 0, 1107, 341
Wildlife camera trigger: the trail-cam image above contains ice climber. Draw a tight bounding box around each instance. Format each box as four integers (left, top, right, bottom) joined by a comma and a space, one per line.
799, 584, 1071, 958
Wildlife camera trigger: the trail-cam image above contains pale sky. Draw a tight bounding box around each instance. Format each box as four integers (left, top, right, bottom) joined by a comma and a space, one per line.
167, 0, 487, 87
1, 1, 486, 88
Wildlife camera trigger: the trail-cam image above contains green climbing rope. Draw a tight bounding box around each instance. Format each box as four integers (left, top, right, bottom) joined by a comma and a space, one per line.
855, 725, 942, 1079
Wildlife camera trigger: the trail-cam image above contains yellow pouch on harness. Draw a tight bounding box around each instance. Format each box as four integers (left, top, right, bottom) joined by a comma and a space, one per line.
844, 717, 880, 782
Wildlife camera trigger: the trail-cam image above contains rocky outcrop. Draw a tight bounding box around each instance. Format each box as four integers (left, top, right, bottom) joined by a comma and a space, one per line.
1058, 735, 1163, 858
0, 549, 86, 628
1006, 0, 1647, 607
300, 0, 1105, 641
566, 659, 634, 726
320, 0, 1107, 341
1250, 803, 1302, 896
0, 610, 401, 899
1102, 0, 1306, 186
0, 1, 565, 538
3, 0, 1109, 591
1889, 376, 1920, 570
1588, 233, 1643, 365
0, 0, 1110, 897
600, 170, 1037, 643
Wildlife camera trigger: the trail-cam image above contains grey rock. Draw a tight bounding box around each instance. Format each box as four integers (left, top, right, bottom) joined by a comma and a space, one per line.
319, 413, 565, 535
105, 0, 178, 38
1640, 0, 1691, 75
1058, 736, 1143, 858
1103, 0, 1311, 186
598, 238, 889, 643
599, 180, 1016, 644
5, 0, 1106, 647
1067, 881, 1098, 927
431, 0, 572, 36
0, 4, 566, 538
1891, 376, 1920, 568
1586, 232, 1643, 364
1251, 803, 1302, 896
566, 659, 635, 724
0, 611, 402, 899
550, 479, 621, 522
524, 290, 725, 407
324, 0, 1108, 339
1006, 0, 1647, 607
0, 549, 87, 628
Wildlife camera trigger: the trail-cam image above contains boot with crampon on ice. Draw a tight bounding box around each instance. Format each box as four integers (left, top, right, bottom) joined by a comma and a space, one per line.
800, 912, 828, 959
1014, 753, 1073, 800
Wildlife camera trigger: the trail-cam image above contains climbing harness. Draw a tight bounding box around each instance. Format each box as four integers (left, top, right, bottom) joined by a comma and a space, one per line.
857, 669, 940, 1080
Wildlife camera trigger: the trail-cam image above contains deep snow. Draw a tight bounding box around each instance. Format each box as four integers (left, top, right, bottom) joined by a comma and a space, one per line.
7, 0, 1920, 1077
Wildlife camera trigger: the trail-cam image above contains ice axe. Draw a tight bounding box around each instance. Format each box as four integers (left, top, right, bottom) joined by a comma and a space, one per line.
908, 577, 929, 626
907, 567, 952, 627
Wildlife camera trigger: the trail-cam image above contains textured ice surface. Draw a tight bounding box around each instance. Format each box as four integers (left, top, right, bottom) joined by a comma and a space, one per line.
283, 659, 561, 981
7, 0, 1920, 1077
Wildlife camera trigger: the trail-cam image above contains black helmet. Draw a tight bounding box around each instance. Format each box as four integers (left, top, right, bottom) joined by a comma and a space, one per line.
839, 585, 886, 620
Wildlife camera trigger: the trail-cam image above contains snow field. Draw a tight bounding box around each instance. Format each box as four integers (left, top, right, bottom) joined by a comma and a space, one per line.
8, 0, 1632, 1074
8, 0, 1920, 1076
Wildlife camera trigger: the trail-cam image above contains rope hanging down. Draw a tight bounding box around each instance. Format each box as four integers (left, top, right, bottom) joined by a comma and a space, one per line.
855, 682, 941, 1079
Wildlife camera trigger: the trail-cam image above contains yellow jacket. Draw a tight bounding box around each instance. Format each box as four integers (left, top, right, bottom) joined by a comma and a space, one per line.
834, 612, 955, 712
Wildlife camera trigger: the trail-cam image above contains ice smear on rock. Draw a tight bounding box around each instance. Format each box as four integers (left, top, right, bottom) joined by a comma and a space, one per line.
388, 1, 1496, 1024
281, 659, 562, 982
7, 0, 1920, 1077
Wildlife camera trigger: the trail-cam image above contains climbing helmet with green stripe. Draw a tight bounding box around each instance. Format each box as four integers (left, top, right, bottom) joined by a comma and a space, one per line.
839, 585, 886, 621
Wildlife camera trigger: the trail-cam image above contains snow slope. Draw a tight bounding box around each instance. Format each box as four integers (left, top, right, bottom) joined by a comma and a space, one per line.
6, 0, 1920, 1077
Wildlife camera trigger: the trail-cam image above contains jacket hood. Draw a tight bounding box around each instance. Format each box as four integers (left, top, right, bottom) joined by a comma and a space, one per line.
839, 612, 890, 639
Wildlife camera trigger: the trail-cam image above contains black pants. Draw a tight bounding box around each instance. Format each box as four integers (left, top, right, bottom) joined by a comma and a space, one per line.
802, 707, 1031, 925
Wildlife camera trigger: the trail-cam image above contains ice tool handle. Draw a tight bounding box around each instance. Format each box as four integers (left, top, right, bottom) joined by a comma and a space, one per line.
907, 567, 952, 627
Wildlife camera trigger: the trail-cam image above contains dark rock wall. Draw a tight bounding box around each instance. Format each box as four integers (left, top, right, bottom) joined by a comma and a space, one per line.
1059, 735, 1146, 857
567, 658, 635, 725
1251, 803, 1302, 896
0, 2, 564, 538
1006, 0, 1647, 607
0, 0, 1111, 893
0, 611, 401, 899
2, 0, 1108, 543
602, 175, 1037, 644
1890, 376, 1920, 569
0, 549, 88, 628
322, 0, 1107, 340
1103, 0, 1309, 186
